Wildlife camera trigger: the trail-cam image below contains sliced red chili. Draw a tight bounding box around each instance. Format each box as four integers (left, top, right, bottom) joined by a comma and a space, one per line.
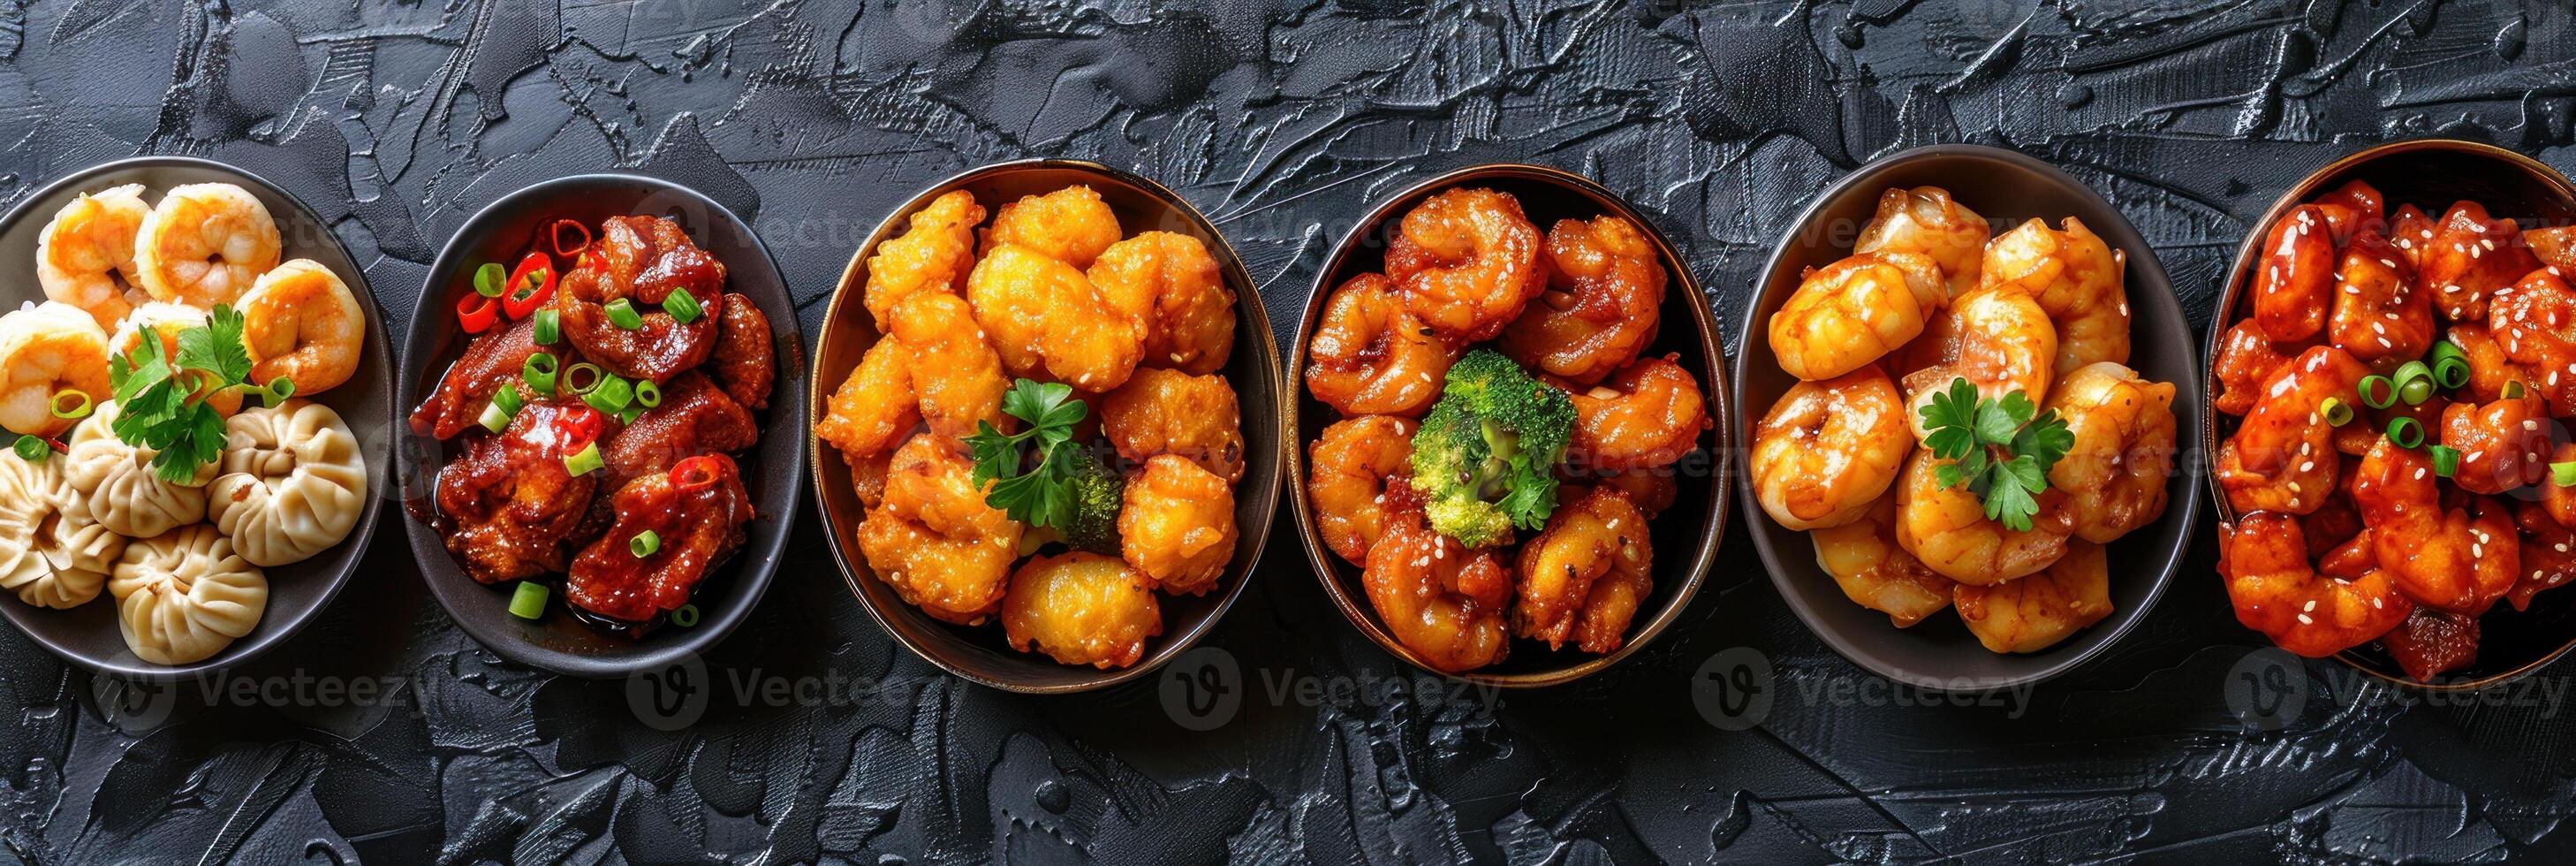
503, 251, 557, 319
578, 247, 607, 274
550, 405, 605, 451
670, 455, 729, 492
457, 292, 501, 334
550, 218, 595, 257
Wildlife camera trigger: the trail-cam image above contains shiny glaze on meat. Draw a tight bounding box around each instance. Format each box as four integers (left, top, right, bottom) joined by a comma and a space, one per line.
411, 316, 559, 439
603, 372, 756, 488
709, 292, 776, 410
556, 216, 725, 382
567, 454, 753, 625
435, 401, 602, 582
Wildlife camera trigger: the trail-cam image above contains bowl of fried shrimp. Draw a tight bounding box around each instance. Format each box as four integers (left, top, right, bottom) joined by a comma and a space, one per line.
807, 158, 1279, 694
1284, 163, 1729, 687
1735, 143, 2201, 692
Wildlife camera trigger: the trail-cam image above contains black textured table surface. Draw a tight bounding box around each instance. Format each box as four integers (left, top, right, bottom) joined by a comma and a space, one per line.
4, 2, 2574, 863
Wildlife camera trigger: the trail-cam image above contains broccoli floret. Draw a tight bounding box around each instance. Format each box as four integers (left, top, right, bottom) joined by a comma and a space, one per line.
1408, 350, 1574, 548
1061, 447, 1125, 555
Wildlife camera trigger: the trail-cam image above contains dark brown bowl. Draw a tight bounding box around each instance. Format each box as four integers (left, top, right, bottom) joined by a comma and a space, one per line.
808, 158, 1282, 694
0, 156, 395, 681
1735, 143, 2203, 692
398, 174, 808, 680
2203, 138, 2576, 691
1283, 163, 1731, 687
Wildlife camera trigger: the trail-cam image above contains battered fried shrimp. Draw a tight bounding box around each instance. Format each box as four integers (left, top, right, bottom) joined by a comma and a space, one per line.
863, 189, 984, 330
1090, 231, 1236, 375
814, 339, 919, 465
1981, 217, 2129, 376
889, 292, 1011, 438
1100, 368, 1244, 482
1304, 273, 1456, 417
965, 243, 1144, 391
1750, 367, 1910, 530
1900, 288, 2056, 439
2219, 513, 2410, 657
1117, 456, 1238, 596
1767, 251, 1945, 382
1811, 492, 1954, 627
1363, 482, 1511, 672
1307, 415, 1416, 566
2254, 205, 2333, 342
2352, 439, 2517, 615
2045, 362, 2177, 543
2215, 346, 2369, 515
2438, 391, 2552, 496
1563, 355, 1708, 471
2327, 232, 2433, 368
1512, 487, 1652, 653
2212, 320, 2301, 416
1385, 187, 1546, 342
1498, 216, 1665, 385
2422, 200, 2538, 321
2489, 269, 2576, 415
1954, 539, 2113, 654
856, 434, 1024, 625
1896, 448, 2074, 586
1002, 552, 1162, 669
1853, 186, 1988, 293
981, 185, 1121, 269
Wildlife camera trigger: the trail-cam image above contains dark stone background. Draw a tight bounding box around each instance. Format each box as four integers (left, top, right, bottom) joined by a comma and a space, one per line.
1, 0, 2572, 862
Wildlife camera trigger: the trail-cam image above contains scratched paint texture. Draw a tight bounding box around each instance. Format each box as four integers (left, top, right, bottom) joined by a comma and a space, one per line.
0, 0, 2572, 862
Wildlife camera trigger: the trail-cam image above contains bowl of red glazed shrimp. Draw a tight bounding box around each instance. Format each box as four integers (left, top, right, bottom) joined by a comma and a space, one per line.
2209, 138, 2576, 688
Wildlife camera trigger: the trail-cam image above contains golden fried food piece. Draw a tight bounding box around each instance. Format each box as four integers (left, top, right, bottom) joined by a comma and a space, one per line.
981, 186, 1121, 269
1118, 456, 1237, 596
846, 446, 890, 508
888, 292, 1011, 437
856, 434, 1025, 624
1305, 273, 1456, 417
1307, 415, 1417, 565
864, 190, 984, 331
1003, 552, 1163, 669
1386, 187, 1546, 342
966, 243, 1144, 391
1955, 539, 2113, 654
1812, 493, 1954, 627
1565, 355, 1708, 471
1092, 231, 1237, 375
1364, 482, 1510, 672
1769, 251, 1944, 382
1512, 487, 1652, 653
1100, 368, 1244, 482
814, 338, 920, 464
1498, 216, 1665, 386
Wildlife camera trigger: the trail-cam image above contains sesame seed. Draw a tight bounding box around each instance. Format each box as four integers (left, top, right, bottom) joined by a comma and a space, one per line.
2298, 613, 2315, 625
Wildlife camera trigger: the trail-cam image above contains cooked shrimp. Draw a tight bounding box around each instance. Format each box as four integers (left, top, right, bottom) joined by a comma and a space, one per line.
1305, 273, 1456, 417
965, 242, 1143, 391
2215, 346, 2368, 515
1576, 466, 1678, 517
2422, 200, 2538, 321
1363, 482, 1511, 672
2489, 269, 2576, 415
0, 302, 112, 438
863, 189, 983, 330
980, 185, 1121, 269
856, 433, 1024, 625
110, 303, 241, 417
2390, 204, 2438, 270
2046, 362, 2176, 543
814, 338, 920, 465
2252, 205, 2333, 342
1853, 186, 1988, 293
2218, 512, 2410, 657
1307, 415, 1417, 566
1101, 368, 1244, 482
1811, 492, 1953, 627
1564, 355, 1707, 471
1512, 486, 1651, 653
1895, 448, 2073, 585
235, 259, 363, 397
1002, 552, 1162, 669
1385, 187, 1546, 342
1981, 217, 2128, 376
1750, 368, 1910, 530
34, 184, 148, 328
1900, 288, 2056, 439
888, 292, 1011, 438
2327, 232, 2432, 368
2351, 439, 2517, 615
2309, 179, 2387, 244
1498, 216, 1665, 385
2438, 391, 2553, 496
2213, 320, 2302, 416
133, 182, 282, 308
1954, 539, 2113, 654
1118, 456, 1238, 596
1767, 251, 1944, 382
1090, 231, 1237, 376
2443, 323, 2534, 404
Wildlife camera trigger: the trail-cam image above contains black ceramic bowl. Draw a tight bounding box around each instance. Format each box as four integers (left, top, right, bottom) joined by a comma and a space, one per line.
1284, 163, 1731, 687
0, 156, 394, 680
2204, 138, 2576, 690
809, 158, 1281, 694
398, 174, 807, 679
1735, 143, 2203, 692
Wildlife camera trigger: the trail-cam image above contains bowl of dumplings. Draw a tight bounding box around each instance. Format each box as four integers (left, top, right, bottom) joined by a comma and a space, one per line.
0, 156, 390, 677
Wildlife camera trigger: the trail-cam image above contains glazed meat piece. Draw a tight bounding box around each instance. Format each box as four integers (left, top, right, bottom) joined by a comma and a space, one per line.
602, 372, 756, 490
410, 316, 557, 439
708, 292, 776, 410
556, 216, 725, 382
435, 401, 604, 582
2381, 607, 2479, 682
567, 454, 754, 625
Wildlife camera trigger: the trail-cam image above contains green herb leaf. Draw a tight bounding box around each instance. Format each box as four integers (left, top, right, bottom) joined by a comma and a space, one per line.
1921, 377, 2068, 534
1919, 378, 1980, 460
177, 304, 252, 385
102, 305, 263, 483
961, 378, 1096, 531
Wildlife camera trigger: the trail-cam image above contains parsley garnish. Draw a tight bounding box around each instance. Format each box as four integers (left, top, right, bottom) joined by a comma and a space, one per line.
106, 304, 278, 482
964, 379, 1090, 528
1920, 377, 2074, 533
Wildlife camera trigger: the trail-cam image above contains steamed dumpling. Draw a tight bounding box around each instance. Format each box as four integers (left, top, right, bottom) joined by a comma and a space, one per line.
209, 399, 366, 566
109, 525, 266, 665
65, 399, 213, 538
0, 452, 120, 608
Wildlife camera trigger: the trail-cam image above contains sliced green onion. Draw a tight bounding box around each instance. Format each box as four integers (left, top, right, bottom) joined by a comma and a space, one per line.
2400, 376, 2435, 406
564, 362, 603, 395
48, 389, 91, 420
563, 442, 603, 477
630, 530, 661, 558
2428, 340, 2465, 366
523, 353, 559, 396
2394, 360, 2432, 386
477, 400, 514, 434
605, 298, 644, 330
2321, 397, 2354, 427
2387, 416, 2424, 449
634, 378, 663, 408
261, 376, 295, 407
581, 375, 634, 414
492, 381, 525, 416
617, 405, 644, 426
2429, 444, 2461, 477
532, 308, 561, 346
2508, 381, 2529, 400
2360, 375, 2398, 409
2433, 356, 2470, 391
474, 262, 506, 298
671, 604, 700, 627
11, 435, 48, 462
508, 581, 549, 619
2557, 460, 2576, 487
664, 287, 702, 325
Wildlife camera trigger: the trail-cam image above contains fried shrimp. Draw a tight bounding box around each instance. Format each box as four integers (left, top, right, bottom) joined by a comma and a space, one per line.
1853, 186, 1989, 293
1767, 251, 1945, 382
856, 434, 1024, 625
980, 185, 1122, 269
1895, 448, 2074, 585
863, 189, 983, 330
1811, 492, 1953, 627
2327, 232, 2433, 368
1901, 288, 2056, 439
2045, 362, 2177, 543
236, 259, 364, 397
814, 338, 919, 465
888, 292, 1011, 438
0, 302, 112, 438
1002, 552, 1162, 669
133, 182, 282, 308
2219, 513, 2411, 657
1981, 217, 2129, 376
965, 243, 1144, 391
1385, 187, 1546, 342
1564, 355, 1708, 471
2422, 200, 2538, 321
1750, 368, 1909, 530
2254, 205, 2334, 342
1100, 368, 1244, 482
1307, 415, 1416, 565
2489, 269, 2576, 415
2212, 320, 2301, 416
1118, 456, 1238, 596
1363, 482, 1511, 672
1512, 486, 1651, 653
2310, 179, 2387, 245
2352, 439, 2518, 615
2215, 346, 2369, 515
1305, 273, 1456, 417
1090, 231, 1237, 376
35, 184, 148, 328
1497, 216, 1665, 385
1954, 539, 2113, 654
